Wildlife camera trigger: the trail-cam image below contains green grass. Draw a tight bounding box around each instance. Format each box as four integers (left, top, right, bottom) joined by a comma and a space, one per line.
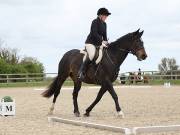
1, 79, 180, 88
0, 80, 96, 88
0, 80, 73, 88
149, 79, 180, 85
118, 79, 180, 85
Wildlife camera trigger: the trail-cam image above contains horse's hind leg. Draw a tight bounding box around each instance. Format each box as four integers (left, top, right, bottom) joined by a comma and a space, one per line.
48, 75, 67, 115
72, 80, 82, 117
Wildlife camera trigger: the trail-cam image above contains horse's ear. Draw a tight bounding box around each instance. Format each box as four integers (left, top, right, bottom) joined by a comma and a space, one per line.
133, 28, 140, 38
135, 28, 140, 34
139, 30, 144, 37
132, 28, 140, 40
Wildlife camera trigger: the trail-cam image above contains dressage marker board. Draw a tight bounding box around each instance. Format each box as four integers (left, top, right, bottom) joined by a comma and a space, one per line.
0, 99, 15, 116
48, 117, 180, 135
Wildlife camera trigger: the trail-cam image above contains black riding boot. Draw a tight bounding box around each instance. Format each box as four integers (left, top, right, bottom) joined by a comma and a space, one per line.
78, 59, 90, 80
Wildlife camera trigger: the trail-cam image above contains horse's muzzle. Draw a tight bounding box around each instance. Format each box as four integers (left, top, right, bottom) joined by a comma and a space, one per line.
136, 49, 147, 61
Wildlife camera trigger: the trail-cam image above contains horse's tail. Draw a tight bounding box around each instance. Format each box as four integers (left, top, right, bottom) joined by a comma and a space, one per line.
41, 75, 61, 98
42, 54, 68, 98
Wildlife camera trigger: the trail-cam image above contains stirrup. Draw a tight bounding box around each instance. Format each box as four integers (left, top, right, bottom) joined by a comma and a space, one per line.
78, 72, 85, 80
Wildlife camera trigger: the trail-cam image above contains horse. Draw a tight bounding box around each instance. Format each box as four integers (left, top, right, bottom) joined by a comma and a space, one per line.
42, 29, 147, 118
129, 72, 149, 84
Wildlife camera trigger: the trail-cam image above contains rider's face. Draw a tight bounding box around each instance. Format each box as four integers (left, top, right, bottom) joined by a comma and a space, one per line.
100, 15, 108, 22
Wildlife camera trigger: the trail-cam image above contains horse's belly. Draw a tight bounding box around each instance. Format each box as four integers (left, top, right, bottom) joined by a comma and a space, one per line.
83, 65, 100, 85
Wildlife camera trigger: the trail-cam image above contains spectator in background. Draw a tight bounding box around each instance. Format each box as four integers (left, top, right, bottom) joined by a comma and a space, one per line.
138, 68, 142, 80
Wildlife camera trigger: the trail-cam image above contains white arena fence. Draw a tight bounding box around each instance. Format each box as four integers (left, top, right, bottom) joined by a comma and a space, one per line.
0, 70, 180, 85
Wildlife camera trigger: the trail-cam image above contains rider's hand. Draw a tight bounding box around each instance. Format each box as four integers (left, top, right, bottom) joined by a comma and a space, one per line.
102, 41, 108, 45
102, 43, 108, 48
102, 41, 108, 48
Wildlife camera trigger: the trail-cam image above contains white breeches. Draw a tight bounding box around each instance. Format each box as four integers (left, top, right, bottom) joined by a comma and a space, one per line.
80, 44, 104, 64
85, 44, 96, 61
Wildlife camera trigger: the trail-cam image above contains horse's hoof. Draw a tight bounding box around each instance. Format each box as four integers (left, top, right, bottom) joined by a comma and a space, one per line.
83, 112, 90, 117
74, 112, 80, 117
117, 111, 124, 118
48, 110, 53, 116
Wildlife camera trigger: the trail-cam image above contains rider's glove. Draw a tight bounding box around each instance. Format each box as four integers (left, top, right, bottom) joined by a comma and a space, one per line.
102, 41, 108, 48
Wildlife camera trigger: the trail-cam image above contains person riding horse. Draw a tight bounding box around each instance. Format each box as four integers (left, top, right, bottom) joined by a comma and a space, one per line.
42, 7, 147, 117
138, 68, 142, 80
78, 8, 111, 80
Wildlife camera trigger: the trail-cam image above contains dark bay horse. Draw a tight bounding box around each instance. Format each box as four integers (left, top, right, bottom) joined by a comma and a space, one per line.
42, 29, 147, 118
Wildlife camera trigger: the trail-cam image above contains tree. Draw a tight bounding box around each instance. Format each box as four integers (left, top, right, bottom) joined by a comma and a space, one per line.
20, 57, 44, 73
158, 58, 179, 73
0, 39, 19, 64
0, 58, 10, 74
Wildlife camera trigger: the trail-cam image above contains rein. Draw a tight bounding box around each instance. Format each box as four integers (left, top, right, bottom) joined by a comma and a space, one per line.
118, 48, 133, 54
104, 46, 133, 67
104, 49, 115, 66
104, 46, 144, 68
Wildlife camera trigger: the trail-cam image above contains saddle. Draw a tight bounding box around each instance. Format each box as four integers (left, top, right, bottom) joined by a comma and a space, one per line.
80, 46, 104, 64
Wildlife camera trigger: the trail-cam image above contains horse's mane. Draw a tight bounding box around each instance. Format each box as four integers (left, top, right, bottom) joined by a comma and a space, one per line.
109, 33, 131, 47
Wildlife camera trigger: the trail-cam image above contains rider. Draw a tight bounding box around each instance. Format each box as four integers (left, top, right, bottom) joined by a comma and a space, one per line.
138, 68, 142, 80
78, 7, 111, 80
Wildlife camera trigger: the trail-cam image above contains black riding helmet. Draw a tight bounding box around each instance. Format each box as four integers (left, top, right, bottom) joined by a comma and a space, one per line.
97, 8, 111, 16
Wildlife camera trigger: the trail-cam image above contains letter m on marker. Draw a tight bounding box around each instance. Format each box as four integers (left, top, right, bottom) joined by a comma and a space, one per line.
6, 105, 12, 111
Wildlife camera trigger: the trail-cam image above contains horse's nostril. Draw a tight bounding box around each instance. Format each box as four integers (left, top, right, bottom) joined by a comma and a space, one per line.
142, 54, 147, 60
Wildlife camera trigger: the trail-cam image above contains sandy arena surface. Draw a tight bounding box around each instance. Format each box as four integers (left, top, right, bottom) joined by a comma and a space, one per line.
0, 85, 180, 135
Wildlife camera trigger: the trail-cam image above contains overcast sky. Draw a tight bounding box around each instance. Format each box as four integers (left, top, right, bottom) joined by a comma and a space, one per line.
0, 0, 179, 73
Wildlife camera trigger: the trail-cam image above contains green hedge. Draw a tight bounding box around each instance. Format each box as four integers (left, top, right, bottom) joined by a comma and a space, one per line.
0, 58, 44, 74
0, 58, 44, 83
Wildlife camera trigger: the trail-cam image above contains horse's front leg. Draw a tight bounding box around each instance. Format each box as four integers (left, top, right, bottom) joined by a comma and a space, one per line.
107, 80, 124, 118
84, 85, 107, 117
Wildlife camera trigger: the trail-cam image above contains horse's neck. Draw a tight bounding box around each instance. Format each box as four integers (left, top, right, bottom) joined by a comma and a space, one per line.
107, 46, 129, 68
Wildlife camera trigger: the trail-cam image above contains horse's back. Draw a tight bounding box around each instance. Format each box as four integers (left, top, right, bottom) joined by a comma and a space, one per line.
58, 49, 83, 75
66, 49, 83, 63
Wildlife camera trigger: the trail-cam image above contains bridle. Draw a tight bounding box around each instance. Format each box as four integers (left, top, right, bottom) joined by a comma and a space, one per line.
117, 39, 145, 55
